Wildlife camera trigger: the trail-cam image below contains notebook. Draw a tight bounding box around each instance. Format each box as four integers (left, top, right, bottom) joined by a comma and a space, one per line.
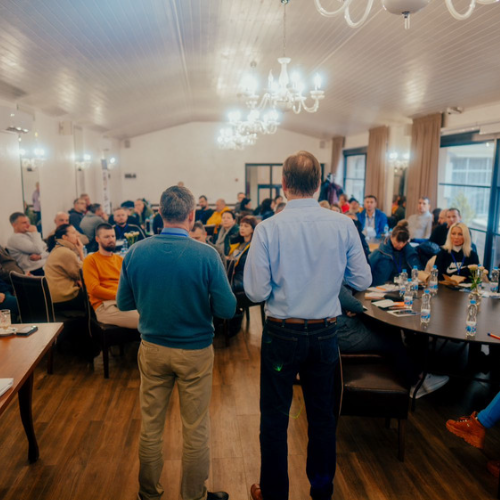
0, 378, 14, 398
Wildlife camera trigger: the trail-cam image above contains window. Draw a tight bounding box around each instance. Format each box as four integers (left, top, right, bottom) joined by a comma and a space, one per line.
438, 139, 496, 264
343, 148, 367, 203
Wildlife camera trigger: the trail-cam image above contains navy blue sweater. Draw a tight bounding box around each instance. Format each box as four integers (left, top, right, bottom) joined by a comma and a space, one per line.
117, 229, 236, 349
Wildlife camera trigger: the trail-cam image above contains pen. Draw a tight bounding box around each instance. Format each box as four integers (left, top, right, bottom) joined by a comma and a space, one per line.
487, 333, 500, 340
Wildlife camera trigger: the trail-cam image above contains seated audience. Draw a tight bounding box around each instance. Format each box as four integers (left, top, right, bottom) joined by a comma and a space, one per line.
331, 203, 341, 213
45, 224, 85, 312
435, 222, 479, 281
275, 202, 286, 214
80, 193, 91, 212
368, 220, 421, 286
68, 197, 87, 233
345, 213, 370, 260
236, 192, 246, 205
391, 195, 401, 214
0, 277, 19, 317
113, 207, 146, 241
432, 208, 442, 231
206, 198, 231, 226
7, 212, 48, 276
238, 197, 253, 217
134, 198, 153, 228
257, 198, 274, 220
80, 203, 108, 251
195, 195, 214, 224
108, 201, 141, 227
446, 390, 500, 477
392, 196, 406, 224
271, 195, 284, 212
152, 212, 163, 235
357, 195, 388, 238
213, 211, 239, 257
319, 200, 331, 210
348, 197, 362, 214
0, 245, 23, 281
189, 221, 208, 242
430, 207, 461, 246
46, 212, 89, 249
408, 197, 433, 240
338, 193, 350, 213
82, 223, 139, 328
227, 216, 257, 292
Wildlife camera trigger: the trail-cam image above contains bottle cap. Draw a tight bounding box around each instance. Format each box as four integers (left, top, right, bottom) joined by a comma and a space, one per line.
433, 265, 437, 269
424, 289, 430, 294
470, 300, 477, 304
403, 269, 407, 273
408, 278, 412, 282
413, 266, 418, 269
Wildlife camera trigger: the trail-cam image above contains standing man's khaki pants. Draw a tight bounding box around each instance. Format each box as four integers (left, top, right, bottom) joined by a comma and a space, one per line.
138, 340, 214, 500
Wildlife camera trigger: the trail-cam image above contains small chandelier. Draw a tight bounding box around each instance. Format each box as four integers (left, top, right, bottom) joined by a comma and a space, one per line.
217, 127, 258, 151
228, 109, 281, 136
242, 3, 324, 114
314, 0, 499, 30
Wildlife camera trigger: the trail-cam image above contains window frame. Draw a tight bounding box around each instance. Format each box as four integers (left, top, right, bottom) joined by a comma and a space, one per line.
343, 147, 367, 202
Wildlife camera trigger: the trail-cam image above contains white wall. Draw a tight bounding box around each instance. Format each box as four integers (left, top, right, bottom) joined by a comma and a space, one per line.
120, 122, 331, 205
0, 132, 24, 247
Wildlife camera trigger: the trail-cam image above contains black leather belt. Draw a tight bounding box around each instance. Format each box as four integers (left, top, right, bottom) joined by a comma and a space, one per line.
267, 316, 337, 325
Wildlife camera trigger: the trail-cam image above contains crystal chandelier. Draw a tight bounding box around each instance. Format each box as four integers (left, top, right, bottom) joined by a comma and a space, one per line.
228, 109, 281, 136
217, 126, 258, 150
242, 3, 324, 114
314, 0, 499, 30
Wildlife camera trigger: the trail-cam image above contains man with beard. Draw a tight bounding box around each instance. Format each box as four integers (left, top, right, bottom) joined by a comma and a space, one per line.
82, 223, 139, 328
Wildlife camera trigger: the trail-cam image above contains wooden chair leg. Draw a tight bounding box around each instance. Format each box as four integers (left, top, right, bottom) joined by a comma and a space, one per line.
398, 419, 406, 462
103, 342, 110, 379
47, 344, 54, 375
223, 320, 230, 347
245, 307, 250, 326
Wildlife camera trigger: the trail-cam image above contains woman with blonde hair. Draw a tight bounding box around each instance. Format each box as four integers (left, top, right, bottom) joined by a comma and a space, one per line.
435, 222, 479, 281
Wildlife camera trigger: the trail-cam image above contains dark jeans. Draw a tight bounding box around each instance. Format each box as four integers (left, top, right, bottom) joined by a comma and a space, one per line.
260, 320, 339, 500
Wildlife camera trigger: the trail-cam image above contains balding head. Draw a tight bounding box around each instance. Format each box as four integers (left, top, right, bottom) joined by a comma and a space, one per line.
283, 151, 321, 197
215, 199, 226, 212
54, 212, 69, 228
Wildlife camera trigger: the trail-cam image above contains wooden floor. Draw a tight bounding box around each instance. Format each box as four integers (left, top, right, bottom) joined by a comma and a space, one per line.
1, 308, 499, 500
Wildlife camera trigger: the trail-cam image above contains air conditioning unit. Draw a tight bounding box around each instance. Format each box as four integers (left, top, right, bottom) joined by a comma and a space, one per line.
0, 105, 33, 134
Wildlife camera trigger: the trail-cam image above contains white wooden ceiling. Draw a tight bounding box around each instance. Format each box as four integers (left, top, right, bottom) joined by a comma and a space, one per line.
0, 0, 499, 139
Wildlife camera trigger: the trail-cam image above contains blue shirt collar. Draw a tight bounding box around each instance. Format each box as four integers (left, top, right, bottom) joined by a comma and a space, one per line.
284, 198, 319, 210
161, 228, 189, 237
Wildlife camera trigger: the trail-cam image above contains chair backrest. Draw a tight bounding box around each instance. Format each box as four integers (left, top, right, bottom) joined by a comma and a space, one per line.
9, 271, 56, 323
78, 269, 98, 326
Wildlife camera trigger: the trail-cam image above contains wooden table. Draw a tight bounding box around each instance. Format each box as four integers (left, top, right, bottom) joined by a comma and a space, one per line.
358, 286, 500, 345
0, 322, 63, 463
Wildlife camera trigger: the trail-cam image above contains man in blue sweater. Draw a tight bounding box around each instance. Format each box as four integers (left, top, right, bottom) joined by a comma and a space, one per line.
117, 186, 236, 500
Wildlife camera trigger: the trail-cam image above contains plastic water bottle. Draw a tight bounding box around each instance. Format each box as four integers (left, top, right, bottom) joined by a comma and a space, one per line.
429, 265, 438, 296
404, 279, 414, 309
491, 267, 499, 293
384, 224, 389, 238
82, 246, 88, 259
466, 300, 478, 339
399, 269, 408, 297
411, 266, 419, 294
420, 290, 431, 326
121, 239, 128, 255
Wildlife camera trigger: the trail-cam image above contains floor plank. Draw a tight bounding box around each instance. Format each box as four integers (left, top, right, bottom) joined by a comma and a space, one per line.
0, 309, 499, 499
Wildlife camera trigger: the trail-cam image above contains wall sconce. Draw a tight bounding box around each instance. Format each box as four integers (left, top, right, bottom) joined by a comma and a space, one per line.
388, 152, 410, 172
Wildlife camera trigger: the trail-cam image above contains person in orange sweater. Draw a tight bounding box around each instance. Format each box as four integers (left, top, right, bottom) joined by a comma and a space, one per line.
82, 223, 139, 329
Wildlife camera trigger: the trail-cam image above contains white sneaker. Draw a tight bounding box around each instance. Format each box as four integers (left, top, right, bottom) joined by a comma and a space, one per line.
410, 374, 449, 399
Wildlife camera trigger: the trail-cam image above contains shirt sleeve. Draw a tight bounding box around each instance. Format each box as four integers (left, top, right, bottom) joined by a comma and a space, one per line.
116, 254, 137, 311
243, 224, 272, 303
208, 253, 236, 319
10, 233, 46, 255
424, 217, 432, 239
344, 221, 373, 291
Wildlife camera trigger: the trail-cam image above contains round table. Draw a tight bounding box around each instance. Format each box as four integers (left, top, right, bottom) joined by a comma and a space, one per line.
357, 286, 500, 346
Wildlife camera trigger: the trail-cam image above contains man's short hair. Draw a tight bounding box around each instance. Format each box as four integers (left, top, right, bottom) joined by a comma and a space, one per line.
73, 197, 83, 205
419, 196, 430, 203
160, 186, 195, 223
364, 195, 377, 203
192, 221, 206, 232
88, 203, 101, 213
448, 207, 461, 216
95, 223, 114, 237
114, 206, 126, 213
199, 195, 207, 202
9, 212, 26, 225
283, 151, 321, 197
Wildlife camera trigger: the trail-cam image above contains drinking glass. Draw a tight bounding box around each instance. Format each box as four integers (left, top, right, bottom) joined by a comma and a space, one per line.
0, 310, 11, 331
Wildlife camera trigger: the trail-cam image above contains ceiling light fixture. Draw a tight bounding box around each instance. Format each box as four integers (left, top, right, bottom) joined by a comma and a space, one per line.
242, 2, 324, 114
228, 109, 281, 136
314, 0, 499, 30
217, 126, 258, 151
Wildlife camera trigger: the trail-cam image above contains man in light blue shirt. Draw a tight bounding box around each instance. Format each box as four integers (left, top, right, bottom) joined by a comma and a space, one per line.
244, 151, 372, 500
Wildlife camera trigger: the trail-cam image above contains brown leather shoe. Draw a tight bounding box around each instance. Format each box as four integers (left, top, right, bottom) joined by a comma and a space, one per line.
487, 460, 500, 478
446, 411, 486, 449
250, 484, 263, 500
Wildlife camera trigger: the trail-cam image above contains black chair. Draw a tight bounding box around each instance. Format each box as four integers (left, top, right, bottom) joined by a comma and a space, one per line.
9, 272, 83, 374
79, 270, 140, 378
339, 353, 410, 461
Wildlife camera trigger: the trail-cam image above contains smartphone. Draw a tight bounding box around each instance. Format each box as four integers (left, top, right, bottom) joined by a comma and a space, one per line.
17, 325, 38, 336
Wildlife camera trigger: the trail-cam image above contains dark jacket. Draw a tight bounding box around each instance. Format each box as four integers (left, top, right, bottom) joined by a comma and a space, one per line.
435, 248, 479, 282
0, 246, 23, 282
429, 223, 448, 247
229, 242, 251, 293
368, 238, 421, 286
195, 207, 214, 225
357, 208, 389, 238
68, 209, 84, 233
114, 223, 146, 241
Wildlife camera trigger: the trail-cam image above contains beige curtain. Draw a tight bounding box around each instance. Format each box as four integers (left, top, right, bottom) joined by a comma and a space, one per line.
365, 126, 388, 211
330, 136, 345, 176
407, 113, 442, 214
